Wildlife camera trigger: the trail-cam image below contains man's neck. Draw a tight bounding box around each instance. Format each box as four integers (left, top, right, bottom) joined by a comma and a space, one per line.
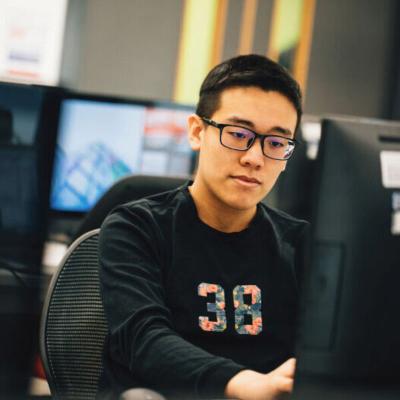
188, 183, 257, 233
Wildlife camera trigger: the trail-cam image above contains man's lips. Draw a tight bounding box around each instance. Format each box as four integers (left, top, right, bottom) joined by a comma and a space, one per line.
231, 175, 262, 185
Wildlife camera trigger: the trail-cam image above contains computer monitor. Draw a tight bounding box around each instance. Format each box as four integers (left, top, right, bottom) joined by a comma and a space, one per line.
0, 146, 47, 397
0, 82, 49, 145
50, 94, 195, 214
0, 83, 59, 398
293, 116, 400, 399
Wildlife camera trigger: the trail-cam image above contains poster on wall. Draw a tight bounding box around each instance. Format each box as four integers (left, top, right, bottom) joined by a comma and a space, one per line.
0, 0, 68, 85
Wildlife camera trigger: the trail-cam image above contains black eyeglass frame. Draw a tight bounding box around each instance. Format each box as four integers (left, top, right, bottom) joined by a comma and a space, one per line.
201, 116, 298, 161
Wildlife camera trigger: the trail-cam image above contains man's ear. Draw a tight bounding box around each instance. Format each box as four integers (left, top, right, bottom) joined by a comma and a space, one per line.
187, 114, 204, 151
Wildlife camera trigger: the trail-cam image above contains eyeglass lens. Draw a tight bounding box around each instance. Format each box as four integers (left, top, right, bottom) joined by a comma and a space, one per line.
221, 125, 294, 160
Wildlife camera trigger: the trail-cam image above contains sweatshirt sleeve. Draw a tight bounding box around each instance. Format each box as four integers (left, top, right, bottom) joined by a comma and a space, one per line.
99, 204, 245, 398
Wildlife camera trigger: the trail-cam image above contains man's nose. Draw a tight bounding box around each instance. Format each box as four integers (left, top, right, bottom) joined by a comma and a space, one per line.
239, 138, 265, 168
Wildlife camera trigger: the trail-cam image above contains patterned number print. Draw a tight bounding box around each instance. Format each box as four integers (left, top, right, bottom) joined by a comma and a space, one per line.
233, 285, 262, 335
198, 283, 227, 332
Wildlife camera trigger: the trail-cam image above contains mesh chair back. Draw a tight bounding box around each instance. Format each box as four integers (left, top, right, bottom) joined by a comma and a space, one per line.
40, 229, 108, 400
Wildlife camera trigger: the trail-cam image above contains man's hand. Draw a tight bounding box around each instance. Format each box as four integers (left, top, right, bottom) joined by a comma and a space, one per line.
224, 358, 296, 400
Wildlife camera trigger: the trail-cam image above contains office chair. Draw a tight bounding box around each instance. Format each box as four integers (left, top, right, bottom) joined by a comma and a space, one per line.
40, 229, 106, 400
73, 175, 188, 241
40, 229, 167, 400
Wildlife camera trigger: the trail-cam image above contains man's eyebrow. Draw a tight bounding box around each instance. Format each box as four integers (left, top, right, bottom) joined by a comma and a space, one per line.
226, 116, 255, 128
225, 116, 293, 137
270, 126, 293, 137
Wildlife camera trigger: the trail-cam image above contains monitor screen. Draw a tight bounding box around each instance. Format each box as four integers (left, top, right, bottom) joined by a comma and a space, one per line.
50, 97, 195, 213
293, 116, 400, 397
0, 146, 43, 267
0, 82, 57, 268
0, 82, 47, 145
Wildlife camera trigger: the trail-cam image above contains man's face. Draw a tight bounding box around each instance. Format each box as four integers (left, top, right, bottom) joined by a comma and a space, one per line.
188, 86, 298, 212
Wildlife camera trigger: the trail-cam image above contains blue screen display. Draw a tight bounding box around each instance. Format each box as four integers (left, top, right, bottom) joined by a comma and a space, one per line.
50, 99, 194, 212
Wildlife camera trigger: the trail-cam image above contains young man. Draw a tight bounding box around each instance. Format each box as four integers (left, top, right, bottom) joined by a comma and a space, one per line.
98, 54, 308, 400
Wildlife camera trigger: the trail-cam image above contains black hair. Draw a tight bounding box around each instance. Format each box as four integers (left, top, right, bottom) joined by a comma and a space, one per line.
196, 54, 303, 132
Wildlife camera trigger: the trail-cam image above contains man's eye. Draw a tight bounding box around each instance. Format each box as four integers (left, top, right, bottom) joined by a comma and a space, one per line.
228, 131, 249, 139
266, 137, 286, 148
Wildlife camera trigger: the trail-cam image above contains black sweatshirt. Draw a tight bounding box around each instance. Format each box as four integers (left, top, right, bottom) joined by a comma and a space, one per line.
98, 184, 308, 399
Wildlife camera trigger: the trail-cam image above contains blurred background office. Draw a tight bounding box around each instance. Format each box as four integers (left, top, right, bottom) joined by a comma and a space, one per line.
1, 0, 399, 117
62, 0, 399, 119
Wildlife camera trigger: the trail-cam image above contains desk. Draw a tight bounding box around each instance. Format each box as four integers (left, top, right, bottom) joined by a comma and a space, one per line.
292, 376, 400, 400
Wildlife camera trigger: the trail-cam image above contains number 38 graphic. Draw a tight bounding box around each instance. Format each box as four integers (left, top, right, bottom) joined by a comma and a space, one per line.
198, 283, 262, 335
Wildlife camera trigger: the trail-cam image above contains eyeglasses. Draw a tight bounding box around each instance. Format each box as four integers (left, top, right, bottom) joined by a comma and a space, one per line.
201, 117, 297, 161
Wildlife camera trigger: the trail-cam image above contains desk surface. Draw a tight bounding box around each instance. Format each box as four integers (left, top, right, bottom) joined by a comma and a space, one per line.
292, 376, 400, 400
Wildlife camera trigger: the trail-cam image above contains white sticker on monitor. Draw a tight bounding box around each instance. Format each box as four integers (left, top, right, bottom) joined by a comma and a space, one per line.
391, 211, 400, 235
393, 192, 400, 210
380, 151, 400, 188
